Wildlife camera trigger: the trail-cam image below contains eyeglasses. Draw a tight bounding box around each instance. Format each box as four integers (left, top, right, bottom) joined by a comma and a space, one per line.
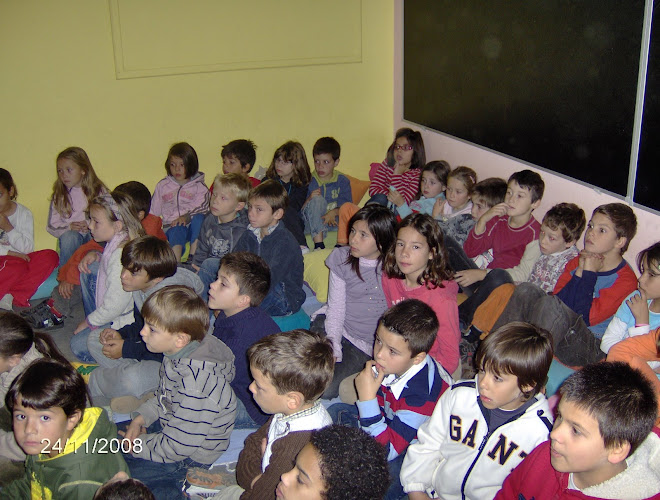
276, 158, 293, 166
394, 144, 413, 151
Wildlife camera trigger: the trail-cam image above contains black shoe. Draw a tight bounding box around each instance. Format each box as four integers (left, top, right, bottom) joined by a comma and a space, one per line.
20, 300, 64, 330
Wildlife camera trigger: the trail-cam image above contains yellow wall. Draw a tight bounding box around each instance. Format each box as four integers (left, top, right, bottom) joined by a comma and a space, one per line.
0, 1, 393, 250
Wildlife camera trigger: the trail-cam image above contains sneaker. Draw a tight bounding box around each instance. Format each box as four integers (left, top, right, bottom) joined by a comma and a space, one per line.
20, 299, 64, 330
185, 466, 236, 494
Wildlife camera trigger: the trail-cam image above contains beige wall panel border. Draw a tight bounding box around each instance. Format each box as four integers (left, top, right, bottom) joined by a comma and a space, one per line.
109, 0, 362, 79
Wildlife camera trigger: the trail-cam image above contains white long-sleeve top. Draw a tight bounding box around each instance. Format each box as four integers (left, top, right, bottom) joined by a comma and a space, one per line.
86, 247, 134, 329
600, 290, 660, 354
0, 203, 33, 256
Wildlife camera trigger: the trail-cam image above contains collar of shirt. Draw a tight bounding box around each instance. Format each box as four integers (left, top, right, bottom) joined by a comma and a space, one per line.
248, 222, 278, 244
381, 355, 430, 400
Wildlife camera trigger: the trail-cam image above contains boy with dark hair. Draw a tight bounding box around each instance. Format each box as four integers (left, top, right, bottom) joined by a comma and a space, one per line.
221, 139, 260, 187
401, 322, 554, 500
234, 180, 305, 316
459, 202, 586, 331
328, 299, 453, 498
493, 203, 638, 367
85, 236, 204, 411
496, 362, 660, 499
191, 173, 251, 300
277, 425, 391, 500
187, 329, 334, 499
120, 285, 236, 499
456, 169, 544, 290
302, 136, 352, 250
208, 251, 280, 428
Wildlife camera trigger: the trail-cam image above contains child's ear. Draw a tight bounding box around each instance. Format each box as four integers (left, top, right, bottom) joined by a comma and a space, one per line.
564, 239, 576, 250
411, 352, 427, 365
334, 158, 340, 168
137, 210, 146, 221
530, 199, 542, 211
607, 441, 631, 465
113, 220, 124, 234
236, 293, 251, 309
66, 410, 83, 431
242, 163, 253, 174
175, 332, 191, 348
236, 201, 245, 212
286, 391, 305, 411
614, 236, 627, 252
273, 208, 285, 221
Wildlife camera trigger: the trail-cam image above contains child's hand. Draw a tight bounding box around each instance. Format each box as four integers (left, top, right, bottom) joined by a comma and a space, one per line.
70, 221, 88, 232
627, 290, 650, 326
100, 328, 121, 343
407, 492, 434, 500
58, 281, 74, 299
0, 214, 13, 232
102, 338, 124, 359
7, 251, 29, 261
119, 415, 147, 452
73, 320, 88, 335
578, 250, 604, 273
309, 188, 321, 199
322, 208, 339, 227
483, 203, 509, 221
355, 360, 385, 402
432, 199, 446, 218
78, 251, 100, 273
454, 269, 488, 287
171, 215, 188, 227
387, 189, 405, 207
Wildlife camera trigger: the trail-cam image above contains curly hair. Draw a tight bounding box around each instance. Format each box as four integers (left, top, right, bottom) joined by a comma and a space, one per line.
311, 425, 389, 500
383, 213, 453, 288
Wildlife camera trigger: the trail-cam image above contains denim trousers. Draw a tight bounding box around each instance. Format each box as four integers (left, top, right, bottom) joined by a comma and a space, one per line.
166, 213, 205, 248
302, 195, 338, 239
259, 282, 293, 317
458, 268, 513, 329
80, 259, 100, 317
58, 230, 91, 268
118, 420, 211, 500
197, 257, 221, 301
69, 322, 110, 363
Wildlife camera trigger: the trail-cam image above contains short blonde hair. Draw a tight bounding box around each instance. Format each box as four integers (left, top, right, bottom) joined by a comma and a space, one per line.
213, 173, 252, 203
141, 285, 208, 342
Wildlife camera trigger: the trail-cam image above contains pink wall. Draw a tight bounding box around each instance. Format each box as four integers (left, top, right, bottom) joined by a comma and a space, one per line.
393, 0, 659, 265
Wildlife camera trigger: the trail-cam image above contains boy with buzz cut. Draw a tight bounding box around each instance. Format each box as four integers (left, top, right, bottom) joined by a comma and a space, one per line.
208, 251, 280, 428
186, 329, 335, 499
328, 299, 453, 499
221, 139, 260, 188
460, 202, 586, 331
119, 285, 236, 499
234, 179, 305, 316
456, 169, 544, 293
191, 173, 251, 300
302, 136, 352, 250
84, 235, 204, 411
493, 203, 639, 367
496, 362, 660, 500
401, 321, 554, 500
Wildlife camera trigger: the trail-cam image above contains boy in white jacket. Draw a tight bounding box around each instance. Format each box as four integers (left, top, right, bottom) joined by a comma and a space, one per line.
401, 322, 554, 500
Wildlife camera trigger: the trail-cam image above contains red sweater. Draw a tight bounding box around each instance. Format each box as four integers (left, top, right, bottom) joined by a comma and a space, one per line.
368, 161, 420, 204
381, 275, 460, 374
464, 215, 541, 269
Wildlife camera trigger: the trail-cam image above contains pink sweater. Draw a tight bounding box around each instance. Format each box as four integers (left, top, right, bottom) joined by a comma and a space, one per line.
381, 275, 460, 374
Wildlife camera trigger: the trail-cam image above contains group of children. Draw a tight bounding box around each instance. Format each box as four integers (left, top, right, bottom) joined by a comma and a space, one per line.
0, 129, 658, 499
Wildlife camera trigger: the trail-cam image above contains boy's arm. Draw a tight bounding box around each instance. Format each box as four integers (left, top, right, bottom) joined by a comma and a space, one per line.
191, 216, 211, 267
493, 441, 548, 500
118, 308, 162, 362
505, 240, 540, 283
463, 216, 500, 259
57, 240, 104, 285
0, 471, 32, 499
336, 175, 353, 207
236, 421, 270, 490
400, 391, 452, 494
240, 431, 312, 500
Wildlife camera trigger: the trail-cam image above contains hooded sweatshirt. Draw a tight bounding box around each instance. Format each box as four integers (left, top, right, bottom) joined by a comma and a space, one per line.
150, 172, 210, 227
1, 407, 129, 500
191, 210, 248, 267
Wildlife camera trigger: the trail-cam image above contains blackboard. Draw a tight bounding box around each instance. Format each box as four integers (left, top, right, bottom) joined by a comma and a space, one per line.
404, 1, 659, 211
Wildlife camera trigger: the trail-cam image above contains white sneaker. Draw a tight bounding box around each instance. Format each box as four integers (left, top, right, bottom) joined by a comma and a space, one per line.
0, 294, 13, 311
301, 246, 310, 255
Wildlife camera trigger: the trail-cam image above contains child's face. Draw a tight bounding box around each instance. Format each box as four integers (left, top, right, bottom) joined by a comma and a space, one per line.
12, 397, 80, 457
446, 177, 470, 210
583, 213, 625, 256
313, 153, 339, 180
210, 188, 243, 223
539, 223, 572, 255
638, 255, 660, 301
0, 354, 21, 375
168, 156, 188, 185
550, 399, 622, 488
395, 226, 432, 284
505, 181, 540, 219
477, 367, 530, 411
223, 155, 249, 176
208, 266, 245, 315
373, 324, 420, 377
140, 321, 183, 355
277, 443, 325, 500
247, 197, 282, 230
470, 196, 490, 220
393, 137, 414, 167
57, 158, 85, 189
0, 182, 15, 214
249, 365, 290, 415
275, 156, 295, 183
348, 220, 380, 260
421, 171, 445, 199
120, 268, 158, 292
88, 205, 122, 244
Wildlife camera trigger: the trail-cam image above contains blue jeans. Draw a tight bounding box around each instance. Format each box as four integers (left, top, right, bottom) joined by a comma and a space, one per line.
233, 398, 260, 430
70, 322, 110, 363
458, 268, 513, 329
198, 257, 221, 301
326, 403, 405, 499
302, 196, 337, 239
166, 213, 205, 248
58, 230, 91, 267
259, 282, 292, 317
80, 259, 99, 317
118, 420, 210, 500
